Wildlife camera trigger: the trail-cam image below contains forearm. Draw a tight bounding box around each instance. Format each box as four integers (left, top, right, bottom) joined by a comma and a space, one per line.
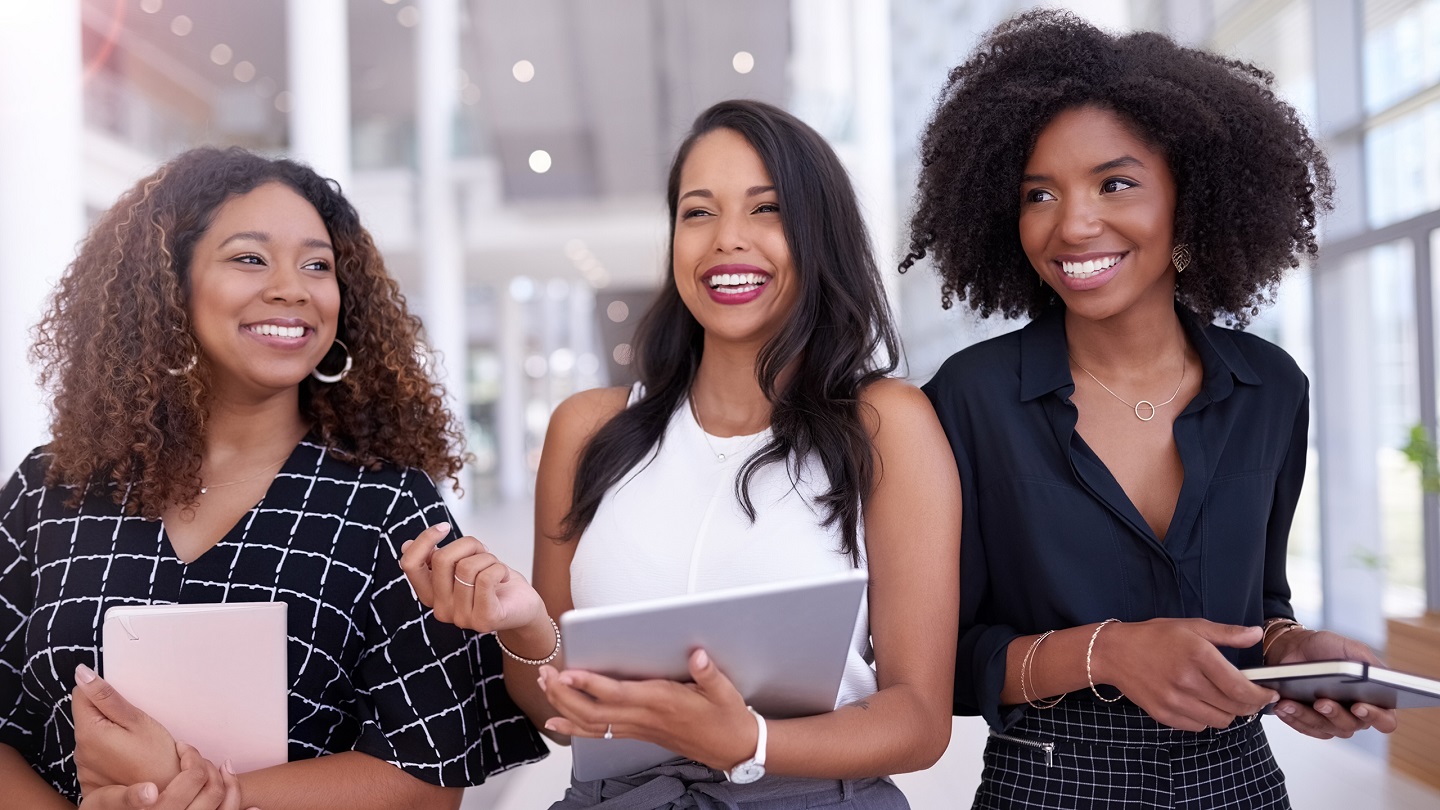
762, 683, 950, 779
497, 614, 566, 742
998, 622, 1114, 705
236, 751, 461, 810
0, 743, 74, 809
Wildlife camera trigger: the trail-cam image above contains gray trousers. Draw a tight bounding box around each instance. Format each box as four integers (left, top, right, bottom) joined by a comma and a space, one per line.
549, 759, 911, 809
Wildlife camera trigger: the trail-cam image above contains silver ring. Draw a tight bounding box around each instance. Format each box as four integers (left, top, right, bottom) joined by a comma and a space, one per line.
603, 724, 613, 740
454, 574, 475, 587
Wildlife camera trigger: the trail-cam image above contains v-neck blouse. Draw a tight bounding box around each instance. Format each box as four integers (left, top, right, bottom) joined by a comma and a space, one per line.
0, 438, 546, 801
923, 306, 1306, 731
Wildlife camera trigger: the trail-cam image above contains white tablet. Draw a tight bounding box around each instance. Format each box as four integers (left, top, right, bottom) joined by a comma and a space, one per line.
102, 602, 289, 773
1243, 660, 1440, 710
560, 569, 868, 782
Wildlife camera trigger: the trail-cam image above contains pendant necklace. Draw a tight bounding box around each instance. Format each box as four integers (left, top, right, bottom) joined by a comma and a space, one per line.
199, 453, 291, 494
1069, 354, 1187, 422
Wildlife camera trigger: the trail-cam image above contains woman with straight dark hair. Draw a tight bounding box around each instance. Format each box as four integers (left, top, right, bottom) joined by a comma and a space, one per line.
403, 99, 962, 808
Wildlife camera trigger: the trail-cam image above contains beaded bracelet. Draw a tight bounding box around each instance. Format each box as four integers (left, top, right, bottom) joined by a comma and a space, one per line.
495, 616, 562, 666
1086, 618, 1123, 703
1020, 630, 1064, 709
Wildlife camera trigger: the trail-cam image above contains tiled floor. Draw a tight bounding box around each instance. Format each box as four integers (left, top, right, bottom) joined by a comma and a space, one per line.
453, 498, 1440, 809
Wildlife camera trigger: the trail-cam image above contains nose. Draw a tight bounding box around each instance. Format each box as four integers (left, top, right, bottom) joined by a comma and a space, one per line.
712, 211, 751, 254
1056, 194, 1103, 244
264, 263, 310, 304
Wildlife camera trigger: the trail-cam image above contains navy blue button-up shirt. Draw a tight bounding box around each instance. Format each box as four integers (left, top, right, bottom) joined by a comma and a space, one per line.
923, 305, 1306, 730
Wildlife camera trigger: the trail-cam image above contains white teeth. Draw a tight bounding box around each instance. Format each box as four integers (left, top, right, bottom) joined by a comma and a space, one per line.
708, 272, 768, 290
1061, 255, 1121, 279
249, 324, 306, 338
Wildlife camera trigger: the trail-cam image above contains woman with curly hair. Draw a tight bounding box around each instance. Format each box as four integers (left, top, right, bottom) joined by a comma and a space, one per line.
908, 11, 1396, 808
401, 99, 961, 808
0, 147, 546, 809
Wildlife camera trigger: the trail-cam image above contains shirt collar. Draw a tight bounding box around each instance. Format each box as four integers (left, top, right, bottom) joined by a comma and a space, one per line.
1018, 304, 1262, 404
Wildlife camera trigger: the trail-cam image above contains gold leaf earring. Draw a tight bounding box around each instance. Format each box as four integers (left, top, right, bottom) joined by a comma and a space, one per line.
1172, 244, 1192, 274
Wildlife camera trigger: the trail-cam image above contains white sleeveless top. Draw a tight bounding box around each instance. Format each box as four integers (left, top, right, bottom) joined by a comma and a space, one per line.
570, 384, 878, 707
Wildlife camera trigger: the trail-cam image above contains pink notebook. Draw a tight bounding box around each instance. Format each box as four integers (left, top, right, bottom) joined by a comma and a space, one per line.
102, 602, 288, 773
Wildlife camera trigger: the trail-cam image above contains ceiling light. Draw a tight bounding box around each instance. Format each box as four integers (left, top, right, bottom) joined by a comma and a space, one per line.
607, 301, 629, 323
461, 84, 482, 105
613, 344, 633, 366
397, 6, 420, 27
141, 0, 163, 14
512, 60, 535, 83
274, 91, 293, 113
170, 15, 193, 36
732, 51, 755, 74
233, 61, 256, 82
528, 150, 552, 174
210, 44, 232, 66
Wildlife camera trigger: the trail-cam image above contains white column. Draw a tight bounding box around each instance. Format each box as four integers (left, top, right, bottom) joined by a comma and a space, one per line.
849, 0, 898, 331
417, 0, 471, 505
286, 0, 351, 190
0, 1, 83, 472
497, 287, 528, 501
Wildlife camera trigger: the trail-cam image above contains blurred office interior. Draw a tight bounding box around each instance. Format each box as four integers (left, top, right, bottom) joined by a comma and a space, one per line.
1, 0, 1438, 805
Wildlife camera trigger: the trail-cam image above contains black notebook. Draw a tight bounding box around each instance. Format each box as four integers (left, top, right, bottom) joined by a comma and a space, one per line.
1243, 660, 1440, 710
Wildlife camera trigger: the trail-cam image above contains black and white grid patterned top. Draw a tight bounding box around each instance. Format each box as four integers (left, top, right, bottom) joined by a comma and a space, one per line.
0, 438, 547, 801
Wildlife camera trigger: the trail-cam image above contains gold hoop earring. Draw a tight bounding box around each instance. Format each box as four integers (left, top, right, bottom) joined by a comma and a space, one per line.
1172, 243, 1192, 274
310, 340, 352, 384
166, 355, 198, 376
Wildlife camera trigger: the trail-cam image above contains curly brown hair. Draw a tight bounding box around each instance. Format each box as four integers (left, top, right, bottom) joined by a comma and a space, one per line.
33, 147, 466, 517
901, 10, 1333, 326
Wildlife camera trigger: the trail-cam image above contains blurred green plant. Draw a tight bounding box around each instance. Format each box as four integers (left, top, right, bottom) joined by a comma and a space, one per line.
1402, 423, 1440, 494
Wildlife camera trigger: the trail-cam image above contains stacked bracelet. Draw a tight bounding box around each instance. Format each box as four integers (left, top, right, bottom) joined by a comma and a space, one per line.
1262, 618, 1305, 662
1020, 630, 1063, 709
495, 616, 562, 666
1086, 618, 1123, 703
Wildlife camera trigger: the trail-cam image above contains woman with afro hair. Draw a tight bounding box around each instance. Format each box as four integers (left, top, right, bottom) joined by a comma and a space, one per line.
0, 147, 546, 809
910, 11, 1396, 808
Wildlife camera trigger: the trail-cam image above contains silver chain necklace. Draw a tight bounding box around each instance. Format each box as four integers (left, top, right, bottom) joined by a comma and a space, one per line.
1069, 354, 1187, 422
690, 397, 750, 462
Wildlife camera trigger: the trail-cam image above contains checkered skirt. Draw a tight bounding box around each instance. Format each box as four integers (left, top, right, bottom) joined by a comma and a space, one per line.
973, 699, 1289, 809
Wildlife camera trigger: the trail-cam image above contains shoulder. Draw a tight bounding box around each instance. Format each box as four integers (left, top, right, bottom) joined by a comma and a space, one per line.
859, 377, 935, 424
924, 326, 1025, 393
1206, 323, 1308, 389
546, 386, 632, 448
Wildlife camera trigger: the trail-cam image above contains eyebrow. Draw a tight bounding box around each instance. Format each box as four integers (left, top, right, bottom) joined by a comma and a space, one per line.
216, 231, 334, 252
678, 185, 777, 202
1021, 156, 1145, 184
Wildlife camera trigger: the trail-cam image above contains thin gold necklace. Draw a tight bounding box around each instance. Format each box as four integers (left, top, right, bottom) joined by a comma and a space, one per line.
688, 397, 731, 462
1069, 354, 1187, 422
199, 452, 291, 494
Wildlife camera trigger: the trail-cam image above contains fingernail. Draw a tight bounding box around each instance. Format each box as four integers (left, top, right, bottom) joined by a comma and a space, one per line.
1281, 704, 1296, 715
537, 674, 548, 692
140, 784, 158, 802
434, 521, 452, 535
75, 663, 96, 684
1318, 703, 1333, 715
225, 759, 236, 775
400, 540, 413, 553
696, 649, 710, 669
544, 719, 560, 731
1354, 705, 1369, 718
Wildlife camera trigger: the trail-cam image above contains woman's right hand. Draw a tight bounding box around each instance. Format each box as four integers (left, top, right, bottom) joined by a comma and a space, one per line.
1093, 618, 1279, 732
80, 742, 247, 810
398, 523, 547, 634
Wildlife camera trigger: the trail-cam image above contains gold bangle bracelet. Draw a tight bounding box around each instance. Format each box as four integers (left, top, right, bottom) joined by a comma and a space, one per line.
1262, 621, 1305, 662
1086, 618, 1123, 703
1021, 630, 1063, 709
495, 616, 562, 666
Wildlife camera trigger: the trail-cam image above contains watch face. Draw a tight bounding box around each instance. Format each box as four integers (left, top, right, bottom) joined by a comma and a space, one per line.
729, 761, 766, 784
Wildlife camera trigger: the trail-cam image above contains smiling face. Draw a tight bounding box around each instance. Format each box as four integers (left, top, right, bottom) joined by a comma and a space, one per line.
1019, 105, 1178, 324
187, 181, 341, 402
671, 127, 800, 347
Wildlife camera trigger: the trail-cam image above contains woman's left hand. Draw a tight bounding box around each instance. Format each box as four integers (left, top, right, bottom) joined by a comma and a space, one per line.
72, 664, 182, 795
538, 648, 758, 771
1268, 629, 1399, 739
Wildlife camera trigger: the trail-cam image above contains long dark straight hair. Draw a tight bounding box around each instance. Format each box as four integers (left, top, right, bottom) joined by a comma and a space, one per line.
559, 99, 901, 562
